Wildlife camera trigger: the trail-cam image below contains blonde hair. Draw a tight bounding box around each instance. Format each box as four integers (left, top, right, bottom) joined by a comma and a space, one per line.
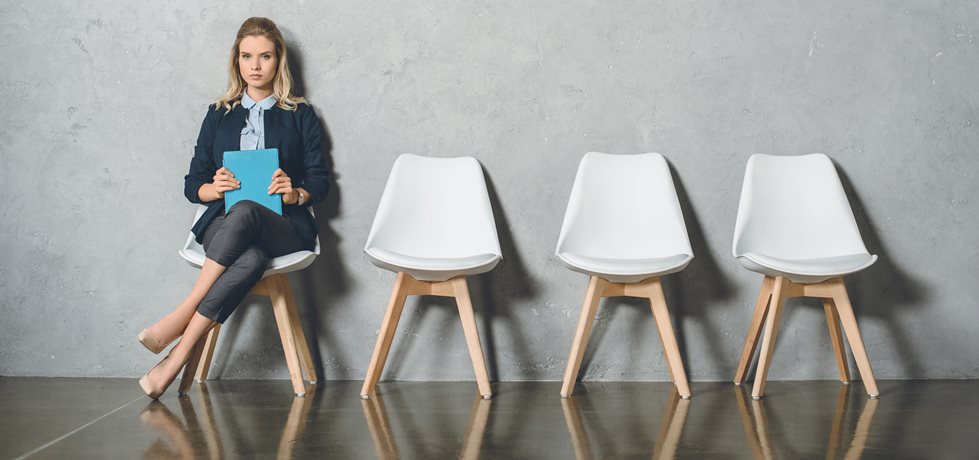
214, 17, 306, 112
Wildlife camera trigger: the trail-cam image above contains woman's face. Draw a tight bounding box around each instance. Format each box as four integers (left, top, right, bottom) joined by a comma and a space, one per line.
238, 35, 278, 94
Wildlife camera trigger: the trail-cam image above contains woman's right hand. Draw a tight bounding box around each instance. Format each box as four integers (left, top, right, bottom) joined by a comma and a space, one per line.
211, 167, 240, 198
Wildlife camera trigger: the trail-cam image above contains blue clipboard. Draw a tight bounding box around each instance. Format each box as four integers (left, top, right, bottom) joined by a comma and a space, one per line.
223, 149, 282, 215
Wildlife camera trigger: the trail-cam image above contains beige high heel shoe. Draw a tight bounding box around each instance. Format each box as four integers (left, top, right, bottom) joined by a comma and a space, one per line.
137, 329, 174, 354
139, 355, 178, 400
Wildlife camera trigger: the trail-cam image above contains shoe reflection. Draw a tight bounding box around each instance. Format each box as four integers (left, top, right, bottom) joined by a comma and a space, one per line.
560, 389, 690, 460
735, 385, 879, 460
138, 383, 316, 460
361, 393, 493, 460
138, 400, 203, 459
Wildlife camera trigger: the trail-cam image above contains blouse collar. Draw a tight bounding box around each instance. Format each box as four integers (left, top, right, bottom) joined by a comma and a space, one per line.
241, 92, 277, 110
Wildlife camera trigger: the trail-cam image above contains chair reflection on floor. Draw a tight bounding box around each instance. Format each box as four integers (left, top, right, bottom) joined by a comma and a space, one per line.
735, 385, 878, 460
138, 384, 316, 460
138, 386, 223, 459
560, 389, 690, 460
276, 387, 316, 460
360, 393, 492, 460
138, 400, 207, 459
360, 394, 396, 459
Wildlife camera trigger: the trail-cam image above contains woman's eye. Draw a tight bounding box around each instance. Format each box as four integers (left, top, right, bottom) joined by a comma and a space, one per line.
262, 55, 271, 60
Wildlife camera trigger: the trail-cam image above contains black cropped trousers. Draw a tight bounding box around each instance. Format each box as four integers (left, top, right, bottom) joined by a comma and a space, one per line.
198, 200, 304, 323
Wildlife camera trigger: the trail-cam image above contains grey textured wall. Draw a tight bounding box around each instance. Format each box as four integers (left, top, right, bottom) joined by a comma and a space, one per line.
1, 1, 977, 382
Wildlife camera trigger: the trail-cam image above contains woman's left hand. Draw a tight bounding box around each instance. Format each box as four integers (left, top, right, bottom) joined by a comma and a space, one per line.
269, 168, 299, 204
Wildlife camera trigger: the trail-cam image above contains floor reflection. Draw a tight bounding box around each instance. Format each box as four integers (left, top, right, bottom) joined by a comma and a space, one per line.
277, 388, 316, 460
138, 383, 316, 460
361, 393, 492, 460
736, 385, 878, 460
561, 389, 690, 460
138, 401, 204, 459
10, 379, 975, 458
134, 382, 880, 460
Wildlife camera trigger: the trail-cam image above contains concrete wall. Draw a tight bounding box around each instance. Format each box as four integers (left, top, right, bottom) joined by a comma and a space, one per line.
1, 1, 977, 381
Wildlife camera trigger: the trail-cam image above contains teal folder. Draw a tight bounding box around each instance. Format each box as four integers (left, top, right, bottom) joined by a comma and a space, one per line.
223, 149, 282, 215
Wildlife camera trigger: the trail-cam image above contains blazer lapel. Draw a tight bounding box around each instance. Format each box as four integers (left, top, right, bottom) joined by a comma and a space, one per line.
220, 106, 248, 165
264, 108, 279, 152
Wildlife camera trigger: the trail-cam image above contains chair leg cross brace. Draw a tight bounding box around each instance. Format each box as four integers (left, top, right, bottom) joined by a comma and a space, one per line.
360, 273, 493, 400
733, 276, 879, 399
560, 275, 691, 399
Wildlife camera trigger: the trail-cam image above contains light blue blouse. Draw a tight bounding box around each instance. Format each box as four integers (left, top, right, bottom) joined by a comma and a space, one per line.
240, 92, 277, 150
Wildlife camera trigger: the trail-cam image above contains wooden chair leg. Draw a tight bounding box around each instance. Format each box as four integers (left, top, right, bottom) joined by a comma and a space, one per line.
361, 273, 411, 399
648, 278, 691, 399
268, 274, 308, 397
560, 397, 592, 460
823, 299, 851, 384
829, 279, 880, 398
178, 335, 207, 396
735, 276, 774, 385
653, 330, 678, 384
652, 390, 689, 460
459, 395, 492, 460
452, 277, 493, 399
751, 276, 789, 399
280, 275, 317, 383
194, 324, 221, 382
634, 278, 676, 384
561, 276, 606, 398
361, 394, 398, 459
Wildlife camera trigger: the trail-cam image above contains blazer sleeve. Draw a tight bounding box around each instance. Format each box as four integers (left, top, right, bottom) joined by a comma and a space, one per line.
297, 104, 330, 206
183, 107, 221, 203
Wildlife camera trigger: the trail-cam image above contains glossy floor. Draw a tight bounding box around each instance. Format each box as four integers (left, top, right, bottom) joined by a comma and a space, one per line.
2, 379, 977, 459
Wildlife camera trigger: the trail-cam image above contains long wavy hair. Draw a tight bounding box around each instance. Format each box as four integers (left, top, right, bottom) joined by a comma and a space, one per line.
214, 17, 305, 112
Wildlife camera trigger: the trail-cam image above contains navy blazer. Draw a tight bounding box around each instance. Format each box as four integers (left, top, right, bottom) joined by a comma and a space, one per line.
183, 102, 330, 249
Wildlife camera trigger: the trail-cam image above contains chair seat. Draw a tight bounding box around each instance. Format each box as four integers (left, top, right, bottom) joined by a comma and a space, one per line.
178, 247, 318, 278
365, 247, 501, 282
737, 252, 878, 284
557, 252, 693, 283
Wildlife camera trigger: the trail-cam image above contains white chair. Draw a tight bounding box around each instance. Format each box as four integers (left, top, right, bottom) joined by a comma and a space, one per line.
732, 153, 879, 399
176, 205, 320, 397
360, 154, 502, 400
556, 152, 693, 398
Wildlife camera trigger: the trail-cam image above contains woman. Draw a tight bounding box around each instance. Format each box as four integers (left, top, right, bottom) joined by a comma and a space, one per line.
137, 17, 329, 399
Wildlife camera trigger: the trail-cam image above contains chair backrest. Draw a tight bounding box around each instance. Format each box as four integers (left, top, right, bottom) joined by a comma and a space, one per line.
178, 205, 211, 268
556, 152, 692, 260
732, 153, 870, 259
178, 205, 320, 275
365, 154, 501, 259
